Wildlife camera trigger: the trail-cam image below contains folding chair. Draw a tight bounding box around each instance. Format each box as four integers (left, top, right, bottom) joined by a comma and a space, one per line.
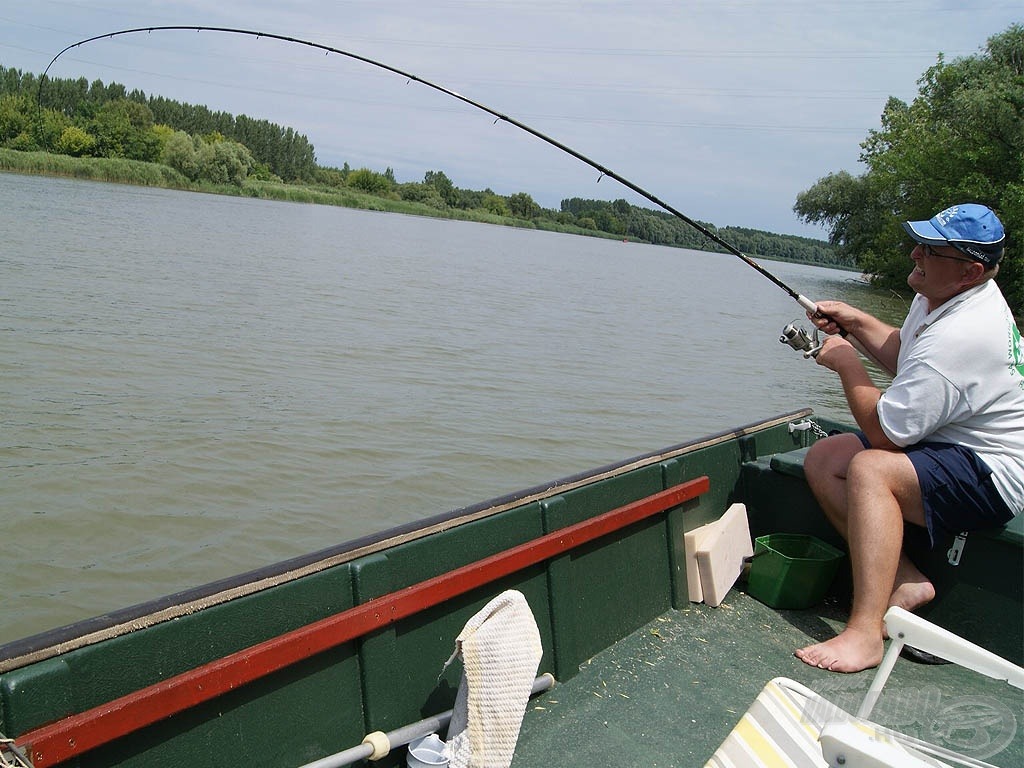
706, 606, 1023, 768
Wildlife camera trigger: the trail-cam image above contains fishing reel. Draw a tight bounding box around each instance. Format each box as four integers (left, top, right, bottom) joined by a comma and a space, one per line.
779, 321, 823, 359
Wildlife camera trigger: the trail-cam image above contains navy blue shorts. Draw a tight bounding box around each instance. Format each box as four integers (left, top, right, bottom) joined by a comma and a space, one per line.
855, 432, 1014, 546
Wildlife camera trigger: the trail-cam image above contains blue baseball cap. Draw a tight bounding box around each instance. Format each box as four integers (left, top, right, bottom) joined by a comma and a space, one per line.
902, 203, 1005, 266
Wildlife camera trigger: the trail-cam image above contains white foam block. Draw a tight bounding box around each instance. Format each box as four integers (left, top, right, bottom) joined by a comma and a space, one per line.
695, 503, 753, 607
683, 522, 715, 603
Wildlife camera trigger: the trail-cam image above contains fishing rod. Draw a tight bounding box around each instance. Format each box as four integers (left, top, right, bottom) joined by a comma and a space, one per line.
40, 25, 839, 351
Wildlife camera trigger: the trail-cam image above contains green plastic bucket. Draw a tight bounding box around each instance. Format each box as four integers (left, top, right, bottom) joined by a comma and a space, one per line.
747, 534, 845, 610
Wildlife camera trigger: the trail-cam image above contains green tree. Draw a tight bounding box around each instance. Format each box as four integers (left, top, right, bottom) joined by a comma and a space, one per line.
56, 125, 95, 156
795, 24, 1024, 313
195, 138, 254, 186
161, 130, 200, 180
396, 181, 445, 208
482, 192, 510, 216
35, 108, 73, 152
314, 166, 347, 187
793, 171, 893, 273
0, 93, 29, 144
347, 167, 393, 196
150, 123, 176, 155
87, 99, 161, 160
508, 191, 540, 219
456, 188, 485, 210
424, 170, 458, 207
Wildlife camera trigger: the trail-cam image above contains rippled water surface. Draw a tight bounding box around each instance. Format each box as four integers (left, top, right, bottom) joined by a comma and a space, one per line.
0, 173, 906, 643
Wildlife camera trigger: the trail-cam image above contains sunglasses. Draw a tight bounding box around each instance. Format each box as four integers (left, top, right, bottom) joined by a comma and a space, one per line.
918, 243, 976, 264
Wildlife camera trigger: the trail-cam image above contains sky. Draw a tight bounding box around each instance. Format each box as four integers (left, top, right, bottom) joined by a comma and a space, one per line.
1, 1, 1020, 238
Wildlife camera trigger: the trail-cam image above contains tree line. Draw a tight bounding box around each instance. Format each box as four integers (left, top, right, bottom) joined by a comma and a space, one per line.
0, 62, 843, 266
0, 66, 316, 183
794, 24, 1022, 315
560, 197, 846, 265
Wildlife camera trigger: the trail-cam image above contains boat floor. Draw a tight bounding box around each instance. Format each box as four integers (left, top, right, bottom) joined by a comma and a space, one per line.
512, 589, 1024, 767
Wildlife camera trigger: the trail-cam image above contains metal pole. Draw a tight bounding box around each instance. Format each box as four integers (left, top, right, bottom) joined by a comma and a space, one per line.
296, 674, 555, 768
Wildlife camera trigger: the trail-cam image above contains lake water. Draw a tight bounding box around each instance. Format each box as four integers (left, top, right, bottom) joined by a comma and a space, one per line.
0, 172, 906, 644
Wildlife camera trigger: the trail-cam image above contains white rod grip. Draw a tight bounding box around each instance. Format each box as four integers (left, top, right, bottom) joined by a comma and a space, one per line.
796, 295, 818, 314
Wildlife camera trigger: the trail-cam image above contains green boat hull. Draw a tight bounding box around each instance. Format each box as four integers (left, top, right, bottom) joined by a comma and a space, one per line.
2, 409, 1020, 768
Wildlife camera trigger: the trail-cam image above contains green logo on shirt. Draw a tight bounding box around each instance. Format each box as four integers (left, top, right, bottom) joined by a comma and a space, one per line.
1012, 323, 1024, 383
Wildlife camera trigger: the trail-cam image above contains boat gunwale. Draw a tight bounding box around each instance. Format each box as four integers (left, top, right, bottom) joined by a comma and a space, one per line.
0, 408, 812, 673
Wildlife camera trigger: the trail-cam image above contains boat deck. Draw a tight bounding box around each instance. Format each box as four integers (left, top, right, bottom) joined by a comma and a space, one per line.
513, 588, 1024, 767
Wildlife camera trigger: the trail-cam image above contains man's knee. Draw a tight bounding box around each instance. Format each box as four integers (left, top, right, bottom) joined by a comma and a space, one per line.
847, 448, 911, 481
845, 449, 926, 526
805, 432, 864, 478
804, 439, 830, 477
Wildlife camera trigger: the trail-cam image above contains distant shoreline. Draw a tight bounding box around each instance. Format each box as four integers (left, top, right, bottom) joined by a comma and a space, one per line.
0, 148, 857, 271
0, 147, 627, 235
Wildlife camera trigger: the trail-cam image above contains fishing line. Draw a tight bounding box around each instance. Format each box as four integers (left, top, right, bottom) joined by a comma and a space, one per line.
39, 25, 828, 319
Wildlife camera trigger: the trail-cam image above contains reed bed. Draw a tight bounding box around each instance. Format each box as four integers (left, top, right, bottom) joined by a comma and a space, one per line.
0, 149, 190, 187
0, 149, 613, 239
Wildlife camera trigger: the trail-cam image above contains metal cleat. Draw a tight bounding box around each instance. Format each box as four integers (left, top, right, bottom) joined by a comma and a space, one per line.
946, 531, 968, 566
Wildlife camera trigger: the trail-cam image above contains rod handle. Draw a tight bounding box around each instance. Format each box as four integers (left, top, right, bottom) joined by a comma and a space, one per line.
796, 294, 818, 314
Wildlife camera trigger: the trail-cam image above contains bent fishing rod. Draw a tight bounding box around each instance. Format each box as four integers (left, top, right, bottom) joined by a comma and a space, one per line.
41, 25, 839, 351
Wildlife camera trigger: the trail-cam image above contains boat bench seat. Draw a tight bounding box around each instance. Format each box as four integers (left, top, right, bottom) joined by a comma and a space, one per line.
767, 446, 1024, 548
767, 446, 812, 479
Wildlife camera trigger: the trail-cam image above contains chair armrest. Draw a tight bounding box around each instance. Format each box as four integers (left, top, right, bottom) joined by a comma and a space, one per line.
857, 607, 1024, 719
884, 608, 1024, 689
819, 722, 947, 768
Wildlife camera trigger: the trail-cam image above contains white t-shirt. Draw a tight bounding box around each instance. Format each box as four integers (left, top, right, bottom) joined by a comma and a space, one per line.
877, 280, 1024, 515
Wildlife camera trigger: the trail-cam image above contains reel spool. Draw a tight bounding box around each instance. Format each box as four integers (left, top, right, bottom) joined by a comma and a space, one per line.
779, 321, 823, 358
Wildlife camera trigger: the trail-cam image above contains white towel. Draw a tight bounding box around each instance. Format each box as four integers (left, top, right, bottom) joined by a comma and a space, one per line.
444, 590, 543, 768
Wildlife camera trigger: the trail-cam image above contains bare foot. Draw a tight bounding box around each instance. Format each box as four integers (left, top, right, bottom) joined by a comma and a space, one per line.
795, 626, 885, 673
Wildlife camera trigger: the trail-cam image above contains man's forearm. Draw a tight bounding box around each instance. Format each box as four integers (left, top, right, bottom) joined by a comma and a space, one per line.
837, 361, 896, 449
847, 318, 901, 376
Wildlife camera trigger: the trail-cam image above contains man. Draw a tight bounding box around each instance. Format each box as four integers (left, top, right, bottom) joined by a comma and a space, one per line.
794, 203, 1024, 673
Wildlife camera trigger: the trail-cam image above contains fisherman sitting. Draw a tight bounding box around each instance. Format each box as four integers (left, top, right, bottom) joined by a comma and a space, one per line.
794, 203, 1024, 673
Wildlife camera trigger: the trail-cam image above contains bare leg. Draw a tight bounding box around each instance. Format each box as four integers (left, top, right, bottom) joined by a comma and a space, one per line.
796, 448, 928, 672
804, 434, 935, 611
803, 433, 865, 538
890, 553, 935, 613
